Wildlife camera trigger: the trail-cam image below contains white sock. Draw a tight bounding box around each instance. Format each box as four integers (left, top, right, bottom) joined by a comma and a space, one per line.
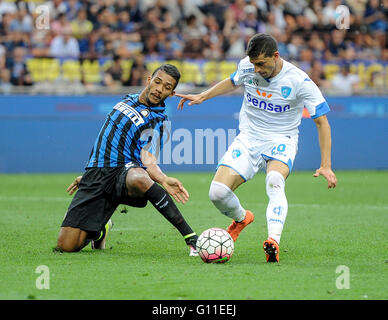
265, 171, 288, 245
209, 181, 246, 222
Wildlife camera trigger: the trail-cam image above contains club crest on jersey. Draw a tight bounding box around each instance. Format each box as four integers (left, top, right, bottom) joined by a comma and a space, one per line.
232, 149, 241, 158
281, 86, 292, 98
140, 109, 150, 117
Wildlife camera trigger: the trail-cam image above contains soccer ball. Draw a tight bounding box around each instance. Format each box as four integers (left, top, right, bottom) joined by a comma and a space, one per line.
196, 227, 234, 263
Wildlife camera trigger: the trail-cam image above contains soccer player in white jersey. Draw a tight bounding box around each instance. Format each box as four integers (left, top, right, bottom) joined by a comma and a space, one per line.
176, 34, 337, 263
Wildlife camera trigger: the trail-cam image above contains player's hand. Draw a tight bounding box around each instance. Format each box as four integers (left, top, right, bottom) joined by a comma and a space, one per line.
162, 177, 189, 204
313, 167, 337, 189
175, 93, 206, 110
67, 175, 82, 195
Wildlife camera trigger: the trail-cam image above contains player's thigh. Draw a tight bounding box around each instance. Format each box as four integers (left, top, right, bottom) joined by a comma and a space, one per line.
62, 169, 118, 235
215, 134, 257, 190
114, 165, 149, 207
266, 160, 290, 180
213, 165, 245, 191
57, 226, 88, 252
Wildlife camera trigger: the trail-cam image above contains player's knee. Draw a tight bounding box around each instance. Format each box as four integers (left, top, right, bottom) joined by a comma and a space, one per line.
209, 181, 230, 204
266, 171, 285, 196
56, 236, 79, 252
56, 227, 82, 252
126, 168, 153, 196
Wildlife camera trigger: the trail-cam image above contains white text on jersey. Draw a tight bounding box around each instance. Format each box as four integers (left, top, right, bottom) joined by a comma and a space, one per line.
113, 102, 145, 126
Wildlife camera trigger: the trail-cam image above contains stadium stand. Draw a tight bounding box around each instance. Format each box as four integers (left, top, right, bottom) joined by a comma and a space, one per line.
0, 0, 387, 94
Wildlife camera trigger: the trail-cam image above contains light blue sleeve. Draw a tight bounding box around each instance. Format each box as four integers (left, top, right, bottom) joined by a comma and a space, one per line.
311, 101, 330, 119
230, 71, 238, 85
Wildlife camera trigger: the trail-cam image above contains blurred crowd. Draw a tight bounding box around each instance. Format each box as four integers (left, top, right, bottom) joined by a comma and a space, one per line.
0, 0, 387, 94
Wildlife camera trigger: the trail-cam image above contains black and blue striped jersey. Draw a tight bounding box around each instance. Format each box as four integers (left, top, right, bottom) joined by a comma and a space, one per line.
86, 93, 167, 168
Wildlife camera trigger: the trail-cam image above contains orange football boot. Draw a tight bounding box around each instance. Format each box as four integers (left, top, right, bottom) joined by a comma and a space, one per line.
263, 237, 279, 263
226, 210, 254, 241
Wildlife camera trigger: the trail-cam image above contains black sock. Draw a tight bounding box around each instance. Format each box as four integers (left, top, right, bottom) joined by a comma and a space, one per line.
145, 182, 195, 241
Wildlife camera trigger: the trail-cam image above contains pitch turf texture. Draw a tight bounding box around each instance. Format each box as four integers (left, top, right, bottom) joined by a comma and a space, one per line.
0, 171, 387, 300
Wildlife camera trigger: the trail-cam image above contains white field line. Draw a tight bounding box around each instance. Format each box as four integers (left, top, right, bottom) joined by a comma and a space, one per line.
0, 195, 70, 202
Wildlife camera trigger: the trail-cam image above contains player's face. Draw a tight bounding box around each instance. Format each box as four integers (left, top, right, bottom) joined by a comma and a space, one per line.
250, 52, 279, 79
143, 71, 176, 106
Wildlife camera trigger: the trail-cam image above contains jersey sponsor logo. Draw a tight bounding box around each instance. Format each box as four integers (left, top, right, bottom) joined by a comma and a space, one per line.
246, 93, 290, 113
256, 89, 272, 98
247, 78, 260, 86
281, 86, 292, 98
113, 102, 145, 126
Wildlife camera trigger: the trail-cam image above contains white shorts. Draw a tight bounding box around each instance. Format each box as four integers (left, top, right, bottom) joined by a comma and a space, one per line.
217, 133, 298, 181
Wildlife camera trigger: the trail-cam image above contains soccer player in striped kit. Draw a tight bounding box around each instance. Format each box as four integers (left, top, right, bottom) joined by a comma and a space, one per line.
57, 64, 198, 255
176, 34, 337, 262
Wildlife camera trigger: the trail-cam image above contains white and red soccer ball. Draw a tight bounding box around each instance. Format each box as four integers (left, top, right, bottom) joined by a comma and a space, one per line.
196, 227, 234, 263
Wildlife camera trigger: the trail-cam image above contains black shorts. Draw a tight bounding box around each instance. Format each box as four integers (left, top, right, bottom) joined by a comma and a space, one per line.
61, 163, 148, 234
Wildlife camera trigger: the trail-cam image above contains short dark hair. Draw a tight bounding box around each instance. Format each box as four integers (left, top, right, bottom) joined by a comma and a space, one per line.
152, 64, 181, 89
246, 34, 278, 58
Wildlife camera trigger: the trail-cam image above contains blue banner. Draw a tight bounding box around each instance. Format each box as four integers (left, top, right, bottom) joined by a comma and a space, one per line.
0, 95, 387, 173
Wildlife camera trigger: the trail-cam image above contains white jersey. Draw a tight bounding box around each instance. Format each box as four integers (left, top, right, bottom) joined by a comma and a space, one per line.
230, 57, 330, 140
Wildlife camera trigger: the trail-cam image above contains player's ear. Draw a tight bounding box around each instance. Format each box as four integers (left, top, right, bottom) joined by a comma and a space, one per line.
169, 90, 176, 97
274, 51, 280, 59
146, 76, 152, 85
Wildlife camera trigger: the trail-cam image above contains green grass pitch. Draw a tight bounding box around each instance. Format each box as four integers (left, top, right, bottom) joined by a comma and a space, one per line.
0, 171, 387, 300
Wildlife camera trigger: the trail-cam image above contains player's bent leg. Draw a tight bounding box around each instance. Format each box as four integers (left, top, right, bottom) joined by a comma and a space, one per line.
209, 181, 246, 222
56, 227, 89, 252
125, 168, 198, 255
263, 160, 289, 262
210, 165, 254, 241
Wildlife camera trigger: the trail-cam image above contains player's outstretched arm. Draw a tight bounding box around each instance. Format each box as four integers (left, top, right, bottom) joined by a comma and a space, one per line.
141, 150, 189, 204
176, 78, 236, 110
313, 115, 337, 189
67, 175, 82, 195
